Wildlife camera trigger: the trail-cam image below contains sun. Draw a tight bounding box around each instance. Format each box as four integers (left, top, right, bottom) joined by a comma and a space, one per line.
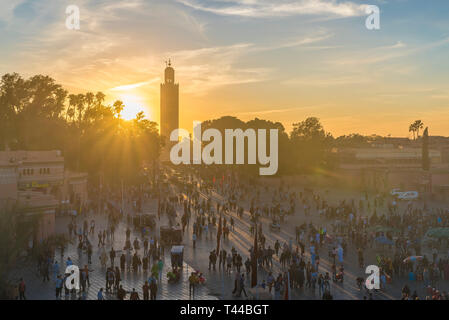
115, 93, 150, 120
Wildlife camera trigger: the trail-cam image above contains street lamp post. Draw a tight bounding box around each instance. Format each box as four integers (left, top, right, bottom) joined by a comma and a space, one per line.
251, 223, 258, 288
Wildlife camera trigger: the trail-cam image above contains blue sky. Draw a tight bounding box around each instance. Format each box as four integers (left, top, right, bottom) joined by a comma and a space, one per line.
1, 0, 449, 136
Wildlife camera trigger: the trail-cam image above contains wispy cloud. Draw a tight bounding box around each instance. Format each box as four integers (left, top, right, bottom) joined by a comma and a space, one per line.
109, 78, 160, 91
234, 104, 321, 116
0, 0, 26, 24
176, 0, 369, 18
168, 43, 272, 94
283, 74, 371, 86
328, 37, 449, 67
166, 32, 331, 94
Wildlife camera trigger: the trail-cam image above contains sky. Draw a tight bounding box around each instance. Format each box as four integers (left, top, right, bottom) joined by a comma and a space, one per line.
1, 0, 449, 137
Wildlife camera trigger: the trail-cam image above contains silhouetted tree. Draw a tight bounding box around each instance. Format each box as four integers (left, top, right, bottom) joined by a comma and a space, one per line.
290, 117, 333, 173
0, 73, 163, 185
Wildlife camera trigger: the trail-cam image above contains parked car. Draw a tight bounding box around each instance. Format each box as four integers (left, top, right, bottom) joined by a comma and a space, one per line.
397, 191, 419, 201
390, 188, 403, 196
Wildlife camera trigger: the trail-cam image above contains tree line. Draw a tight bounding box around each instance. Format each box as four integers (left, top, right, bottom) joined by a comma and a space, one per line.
1, 73, 424, 181
0, 73, 162, 185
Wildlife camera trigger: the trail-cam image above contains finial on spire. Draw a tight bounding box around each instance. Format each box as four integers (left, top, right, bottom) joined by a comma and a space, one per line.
168, 59, 171, 67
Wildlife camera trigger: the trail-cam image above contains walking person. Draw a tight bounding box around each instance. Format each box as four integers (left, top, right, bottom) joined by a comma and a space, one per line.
18, 278, 26, 300
114, 267, 121, 291
157, 258, 164, 282
189, 272, 198, 299
150, 278, 158, 300
143, 281, 150, 300
42, 260, 50, 283
97, 288, 105, 300
55, 275, 63, 299
100, 249, 108, 268
236, 273, 248, 298
87, 243, 93, 264
109, 247, 116, 267
274, 275, 283, 300
53, 261, 60, 282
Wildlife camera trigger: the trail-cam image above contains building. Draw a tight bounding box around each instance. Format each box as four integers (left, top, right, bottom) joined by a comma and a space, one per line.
160, 60, 179, 161
0, 159, 18, 202
337, 146, 442, 170
0, 150, 87, 244
335, 145, 449, 195
63, 171, 88, 205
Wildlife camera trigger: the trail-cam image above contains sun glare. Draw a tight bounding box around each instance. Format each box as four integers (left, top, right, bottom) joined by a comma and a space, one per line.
114, 93, 150, 121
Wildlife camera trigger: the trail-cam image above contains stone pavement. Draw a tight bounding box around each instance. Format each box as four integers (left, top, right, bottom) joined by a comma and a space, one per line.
13, 178, 449, 300
203, 185, 449, 299
11, 208, 218, 300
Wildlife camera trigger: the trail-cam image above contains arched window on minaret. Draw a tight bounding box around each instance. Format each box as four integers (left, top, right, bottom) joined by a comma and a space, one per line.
165, 59, 174, 84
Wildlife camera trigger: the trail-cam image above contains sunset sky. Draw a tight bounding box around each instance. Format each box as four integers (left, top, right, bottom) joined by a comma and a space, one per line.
1, 0, 449, 137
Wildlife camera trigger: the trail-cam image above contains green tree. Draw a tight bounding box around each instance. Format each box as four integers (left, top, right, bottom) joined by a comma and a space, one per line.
290, 117, 333, 173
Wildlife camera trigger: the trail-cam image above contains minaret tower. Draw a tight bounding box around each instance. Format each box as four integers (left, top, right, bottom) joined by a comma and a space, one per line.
160, 59, 179, 161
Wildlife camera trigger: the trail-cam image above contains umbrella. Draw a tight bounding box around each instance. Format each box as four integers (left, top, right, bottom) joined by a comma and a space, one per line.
403, 256, 423, 263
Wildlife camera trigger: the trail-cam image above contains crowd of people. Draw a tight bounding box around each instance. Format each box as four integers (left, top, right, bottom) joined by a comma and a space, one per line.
12, 167, 449, 300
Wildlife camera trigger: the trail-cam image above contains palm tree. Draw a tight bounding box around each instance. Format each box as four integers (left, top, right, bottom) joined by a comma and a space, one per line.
95, 92, 105, 108
66, 107, 75, 121
113, 100, 124, 118
84, 92, 94, 118
67, 94, 78, 122
409, 123, 416, 140
75, 93, 86, 125
413, 120, 424, 138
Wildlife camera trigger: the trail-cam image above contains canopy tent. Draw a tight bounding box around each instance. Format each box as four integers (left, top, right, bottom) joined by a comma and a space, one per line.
374, 236, 394, 245
171, 245, 184, 254
425, 228, 449, 239
368, 225, 400, 234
